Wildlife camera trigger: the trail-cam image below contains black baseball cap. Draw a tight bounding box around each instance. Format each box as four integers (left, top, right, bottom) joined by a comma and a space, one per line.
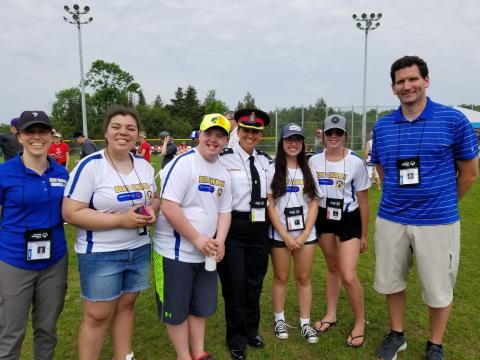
17, 111, 52, 131
72, 131, 85, 139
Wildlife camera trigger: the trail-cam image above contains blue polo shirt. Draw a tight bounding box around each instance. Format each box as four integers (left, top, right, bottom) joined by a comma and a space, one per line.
372, 98, 479, 225
0, 155, 69, 270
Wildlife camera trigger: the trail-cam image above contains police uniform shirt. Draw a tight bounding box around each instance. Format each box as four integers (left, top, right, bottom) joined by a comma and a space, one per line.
308, 149, 370, 212
228, 128, 239, 148
154, 149, 232, 263
0, 155, 68, 270
219, 143, 270, 212
65, 150, 156, 254
267, 163, 322, 242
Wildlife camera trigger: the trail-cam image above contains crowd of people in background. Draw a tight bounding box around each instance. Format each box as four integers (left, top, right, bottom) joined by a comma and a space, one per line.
0, 55, 479, 360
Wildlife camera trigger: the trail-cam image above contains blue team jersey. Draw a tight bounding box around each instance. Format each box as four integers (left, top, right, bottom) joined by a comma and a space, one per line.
372, 98, 479, 225
0, 155, 69, 270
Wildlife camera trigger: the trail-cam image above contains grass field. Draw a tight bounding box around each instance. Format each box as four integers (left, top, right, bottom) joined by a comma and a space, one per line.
18, 154, 480, 359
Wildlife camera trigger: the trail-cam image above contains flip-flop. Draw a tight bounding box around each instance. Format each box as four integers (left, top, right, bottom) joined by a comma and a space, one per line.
313, 319, 338, 333
346, 333, 365, 348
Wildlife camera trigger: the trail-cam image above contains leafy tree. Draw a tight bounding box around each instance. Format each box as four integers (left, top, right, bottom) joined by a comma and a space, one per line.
203, 90, 228, 115
236, 92, 256, 110
153, 95, 164, 108
166, 86, 204, 129
85, 60, 142, 131
50, 87, 92, 137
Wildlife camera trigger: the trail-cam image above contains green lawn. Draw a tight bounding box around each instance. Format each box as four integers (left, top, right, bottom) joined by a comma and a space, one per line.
19, 155, 480, 359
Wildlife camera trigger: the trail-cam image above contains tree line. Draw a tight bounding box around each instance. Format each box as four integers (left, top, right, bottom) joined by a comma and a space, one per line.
3, 58, 476, 140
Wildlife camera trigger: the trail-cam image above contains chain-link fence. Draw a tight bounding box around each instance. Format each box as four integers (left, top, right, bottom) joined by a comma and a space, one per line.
66, 105, 397, 158
256, 105, 396, 156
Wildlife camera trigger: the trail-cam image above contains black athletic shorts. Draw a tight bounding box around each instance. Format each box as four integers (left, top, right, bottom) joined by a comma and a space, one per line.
315, 207, 362, 241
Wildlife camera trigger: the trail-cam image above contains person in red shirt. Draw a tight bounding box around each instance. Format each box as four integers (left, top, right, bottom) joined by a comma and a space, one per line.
48, 132, 70, 168
137, 131, 151, 163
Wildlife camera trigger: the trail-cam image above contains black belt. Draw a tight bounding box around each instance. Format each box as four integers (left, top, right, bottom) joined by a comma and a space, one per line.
231, 211, 251, 220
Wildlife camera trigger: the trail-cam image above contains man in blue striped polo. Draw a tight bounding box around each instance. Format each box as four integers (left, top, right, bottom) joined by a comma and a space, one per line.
372, 55, 479, 360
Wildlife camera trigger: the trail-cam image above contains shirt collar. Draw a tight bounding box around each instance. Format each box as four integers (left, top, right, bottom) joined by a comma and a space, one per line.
14, 153, 56, 175
234, 142, 257, 161
393, 97, 434, 124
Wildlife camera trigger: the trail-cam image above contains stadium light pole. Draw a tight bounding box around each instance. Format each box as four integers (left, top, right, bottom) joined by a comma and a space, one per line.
352, 12, 381, 149
63, 4, 93, 138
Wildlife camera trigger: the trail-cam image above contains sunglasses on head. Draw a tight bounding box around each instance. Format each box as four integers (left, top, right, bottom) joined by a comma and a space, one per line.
324, 128, 345, 137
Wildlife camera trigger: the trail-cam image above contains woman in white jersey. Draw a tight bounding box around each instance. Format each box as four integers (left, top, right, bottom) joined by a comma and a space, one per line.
267, 123, 321, 344
63, 106, 159, 360
308, 114, 370, 348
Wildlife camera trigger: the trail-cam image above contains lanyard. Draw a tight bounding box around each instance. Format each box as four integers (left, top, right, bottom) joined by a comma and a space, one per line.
396, 117, 427, 159
323, 148, 346, 203
21, 159, 53, 230
106, 149, 147, 206
285, 166, 301, 207
237, 150, 267, 199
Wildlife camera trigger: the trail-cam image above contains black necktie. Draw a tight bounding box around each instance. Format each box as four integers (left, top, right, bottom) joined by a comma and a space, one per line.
249, 155, 261, 199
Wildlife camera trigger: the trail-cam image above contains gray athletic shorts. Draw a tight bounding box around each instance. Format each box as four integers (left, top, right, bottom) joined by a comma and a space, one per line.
153, 250, 218, 325
374, 217, 460, 308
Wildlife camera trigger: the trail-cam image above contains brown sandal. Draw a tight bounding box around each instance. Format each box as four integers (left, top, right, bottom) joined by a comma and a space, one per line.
313, 319, 338, 333
346, 333, 365, 348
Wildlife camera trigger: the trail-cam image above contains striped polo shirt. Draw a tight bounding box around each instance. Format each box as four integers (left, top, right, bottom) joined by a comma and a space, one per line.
371, 97, 479, 225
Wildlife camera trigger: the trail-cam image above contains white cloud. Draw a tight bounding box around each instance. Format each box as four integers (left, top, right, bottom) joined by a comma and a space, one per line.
1, 0, 479, 123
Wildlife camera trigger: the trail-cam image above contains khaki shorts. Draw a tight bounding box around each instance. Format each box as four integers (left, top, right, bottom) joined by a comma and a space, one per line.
373, 217, 460, 308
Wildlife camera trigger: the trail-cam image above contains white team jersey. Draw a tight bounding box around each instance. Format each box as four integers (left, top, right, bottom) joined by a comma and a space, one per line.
65, 150, 157, 254
267, 164, 322, 242
308, 149, 370, 212
154, 149, 232, 263
228, 128, 239, 148
218, 143, 271, 212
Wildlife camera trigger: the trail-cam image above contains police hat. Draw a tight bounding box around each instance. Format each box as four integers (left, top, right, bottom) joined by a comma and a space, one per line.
234, 108, 270, 130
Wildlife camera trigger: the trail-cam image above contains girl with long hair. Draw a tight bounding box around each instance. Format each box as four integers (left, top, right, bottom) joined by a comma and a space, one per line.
268, 123, 321, 343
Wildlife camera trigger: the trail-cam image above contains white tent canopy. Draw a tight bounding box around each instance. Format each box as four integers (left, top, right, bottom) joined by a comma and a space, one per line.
453, 106, 480, 129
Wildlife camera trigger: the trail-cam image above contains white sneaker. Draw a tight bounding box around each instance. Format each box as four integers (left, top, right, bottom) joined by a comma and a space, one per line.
274, 319, 289, 340
301, 324, 319, 344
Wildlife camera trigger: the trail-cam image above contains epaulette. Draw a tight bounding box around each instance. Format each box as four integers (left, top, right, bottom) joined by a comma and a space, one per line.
219, 147, 234, 156
257, 150, 274, 163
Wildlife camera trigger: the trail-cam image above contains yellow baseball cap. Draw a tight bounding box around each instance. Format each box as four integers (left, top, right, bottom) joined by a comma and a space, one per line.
200, 114, 230, 136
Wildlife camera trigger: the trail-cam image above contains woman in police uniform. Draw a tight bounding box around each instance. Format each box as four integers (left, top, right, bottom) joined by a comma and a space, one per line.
218, 108, 271, 360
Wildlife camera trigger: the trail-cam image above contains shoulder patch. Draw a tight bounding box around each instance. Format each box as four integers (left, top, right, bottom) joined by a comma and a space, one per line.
220, 148, 234, 156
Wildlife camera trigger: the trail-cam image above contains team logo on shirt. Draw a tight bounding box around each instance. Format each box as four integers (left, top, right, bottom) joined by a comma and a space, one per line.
335, 180, 344, 189
198, 176, 225, 196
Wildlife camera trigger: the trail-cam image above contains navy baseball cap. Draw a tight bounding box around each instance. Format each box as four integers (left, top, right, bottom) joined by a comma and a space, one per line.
10, 117, 19, 128
17, 111, 52, 131
281, 123, 304, 139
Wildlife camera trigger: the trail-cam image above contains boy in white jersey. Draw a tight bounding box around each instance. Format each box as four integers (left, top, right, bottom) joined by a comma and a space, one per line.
153, 114, 232, 360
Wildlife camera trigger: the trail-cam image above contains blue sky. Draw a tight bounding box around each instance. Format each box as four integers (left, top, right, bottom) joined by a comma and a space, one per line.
1, 0, 479, 123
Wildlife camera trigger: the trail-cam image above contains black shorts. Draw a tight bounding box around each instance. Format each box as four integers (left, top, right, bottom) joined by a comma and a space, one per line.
154, 253, 217, 325
315, 207, 362, 241
269, 238, 318, 248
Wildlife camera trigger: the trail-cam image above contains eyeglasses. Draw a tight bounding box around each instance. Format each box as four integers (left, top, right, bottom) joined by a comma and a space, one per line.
21, 128, 51, 136
284, 137, 303, 144
324, 129, 345, 137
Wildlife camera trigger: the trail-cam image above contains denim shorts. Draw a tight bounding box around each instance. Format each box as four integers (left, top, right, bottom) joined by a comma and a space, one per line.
77, 243, 151, 302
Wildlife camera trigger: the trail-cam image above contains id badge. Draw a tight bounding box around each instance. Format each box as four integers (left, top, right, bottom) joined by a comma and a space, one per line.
284, 206, 305, 231
397, 157, 420, 186
138, 227, 148, 236
250, 198, 267, 223
25, 228, 52, 262
326, 198, 344, 221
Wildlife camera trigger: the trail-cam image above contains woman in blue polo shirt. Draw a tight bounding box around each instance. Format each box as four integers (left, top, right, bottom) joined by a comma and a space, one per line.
0, 111, 69, 359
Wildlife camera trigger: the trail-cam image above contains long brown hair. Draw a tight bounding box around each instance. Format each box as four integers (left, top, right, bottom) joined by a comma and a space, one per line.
271, 138, 318, 200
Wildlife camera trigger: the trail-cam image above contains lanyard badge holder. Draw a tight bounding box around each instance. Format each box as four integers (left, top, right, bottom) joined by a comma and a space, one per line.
326, 198, 344, 221
284, 206, 305, 231
397, 157, 420, 186
25, 228, 52, 262
250, 198, 267, 223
